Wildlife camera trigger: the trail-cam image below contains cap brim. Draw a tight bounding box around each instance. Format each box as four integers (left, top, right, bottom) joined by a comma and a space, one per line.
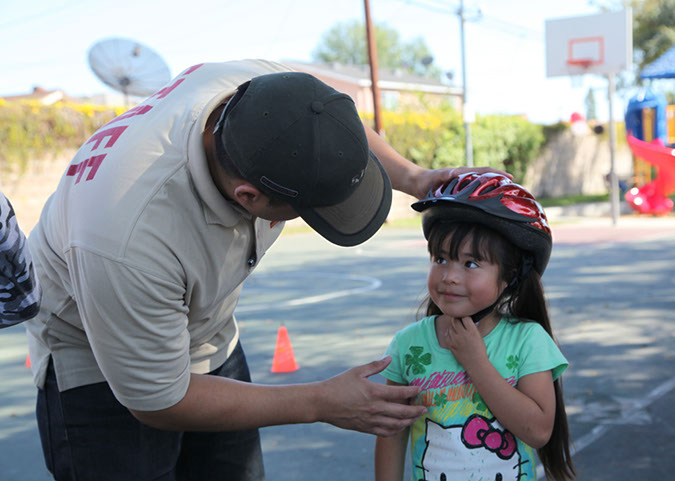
295, 152, 392, 247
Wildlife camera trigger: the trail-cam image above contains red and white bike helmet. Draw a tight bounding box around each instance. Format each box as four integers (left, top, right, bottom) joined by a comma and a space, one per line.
412, 172, 552, 275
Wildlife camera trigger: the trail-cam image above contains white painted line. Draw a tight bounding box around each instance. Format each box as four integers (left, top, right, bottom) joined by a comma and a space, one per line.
536, 375, 675, 478
236, 274, 382, 313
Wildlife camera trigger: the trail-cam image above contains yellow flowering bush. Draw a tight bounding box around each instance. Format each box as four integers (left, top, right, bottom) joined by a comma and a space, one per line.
0, 100, 124, 171
1, 98, 547, 184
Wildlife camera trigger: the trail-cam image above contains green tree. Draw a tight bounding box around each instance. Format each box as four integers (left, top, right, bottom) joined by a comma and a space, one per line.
630, 0, 675, 72
312, 20, 442, 78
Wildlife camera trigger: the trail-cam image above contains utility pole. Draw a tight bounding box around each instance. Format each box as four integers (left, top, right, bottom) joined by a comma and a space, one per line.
364, 0, 383, 135
458, 0, 473, 166
607, 73, 620, 225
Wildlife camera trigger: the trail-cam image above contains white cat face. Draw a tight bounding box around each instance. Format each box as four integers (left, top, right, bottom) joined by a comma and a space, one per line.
419, 415, 524, 481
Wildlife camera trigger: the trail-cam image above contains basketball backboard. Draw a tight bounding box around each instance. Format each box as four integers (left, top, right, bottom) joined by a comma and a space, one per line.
545, 9, 632, 77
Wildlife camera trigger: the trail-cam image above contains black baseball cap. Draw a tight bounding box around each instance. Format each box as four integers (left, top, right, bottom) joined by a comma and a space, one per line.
214, 72, 392, 247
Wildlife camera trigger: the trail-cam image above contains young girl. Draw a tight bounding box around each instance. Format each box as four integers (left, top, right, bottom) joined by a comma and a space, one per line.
375, 172, 575, 481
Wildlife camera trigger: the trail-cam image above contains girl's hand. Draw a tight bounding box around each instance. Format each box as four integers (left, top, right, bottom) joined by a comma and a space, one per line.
445, 317, 488, 370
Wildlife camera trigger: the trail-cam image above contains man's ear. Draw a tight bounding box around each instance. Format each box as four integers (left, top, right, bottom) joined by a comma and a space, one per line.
232, 182, 264, 210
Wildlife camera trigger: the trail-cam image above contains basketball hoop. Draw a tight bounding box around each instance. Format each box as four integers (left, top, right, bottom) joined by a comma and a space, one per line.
567, 59, 595, 88
567, 59, 595, 70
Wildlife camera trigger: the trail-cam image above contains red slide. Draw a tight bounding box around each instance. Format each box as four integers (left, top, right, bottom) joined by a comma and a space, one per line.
625, 135, 675, 215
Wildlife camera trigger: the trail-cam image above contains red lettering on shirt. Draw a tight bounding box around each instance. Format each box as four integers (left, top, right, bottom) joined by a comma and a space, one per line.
67, 62, 203, 188
66, 154, 106, 183
181, 63, 204, 76
107, 105, 153, 125
86, 126, 128, 151
150, 78, 185, 100
148, 64, 201, 100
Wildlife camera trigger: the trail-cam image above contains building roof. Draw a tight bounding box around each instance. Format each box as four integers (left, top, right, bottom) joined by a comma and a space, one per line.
1, 86, 80, 105
284, 60, 463, 96
641, 45, 675, 79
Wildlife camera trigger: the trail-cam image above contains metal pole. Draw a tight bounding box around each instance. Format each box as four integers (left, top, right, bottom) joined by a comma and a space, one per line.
459, 0, 473, 166
607, 73, 619, 225
364, 0, 383, 135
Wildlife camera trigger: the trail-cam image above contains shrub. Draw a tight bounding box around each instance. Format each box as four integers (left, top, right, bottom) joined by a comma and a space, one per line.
2, 100, 546, 185
362, 106, 545, 183
0, 100, 122, 171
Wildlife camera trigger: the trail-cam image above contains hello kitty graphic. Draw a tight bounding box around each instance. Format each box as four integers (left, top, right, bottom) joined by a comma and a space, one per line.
418, 414, 527, 481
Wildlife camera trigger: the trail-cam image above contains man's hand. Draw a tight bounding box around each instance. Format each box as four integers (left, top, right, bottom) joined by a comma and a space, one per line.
410, 166, 513, 200
315, 357, 426, 437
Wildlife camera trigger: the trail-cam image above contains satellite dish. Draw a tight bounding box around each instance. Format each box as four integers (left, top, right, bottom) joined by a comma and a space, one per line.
87, 37, 171, 103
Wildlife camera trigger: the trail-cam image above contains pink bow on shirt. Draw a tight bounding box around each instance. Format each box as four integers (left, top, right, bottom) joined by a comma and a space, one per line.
461, 414, 517, 460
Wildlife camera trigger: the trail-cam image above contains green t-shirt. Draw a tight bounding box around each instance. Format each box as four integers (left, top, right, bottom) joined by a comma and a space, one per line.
382, 316, 568, 481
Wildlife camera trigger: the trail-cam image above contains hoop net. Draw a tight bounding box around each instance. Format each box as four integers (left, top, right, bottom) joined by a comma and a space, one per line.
568, 59, 596, 69
567, 59, 594, 88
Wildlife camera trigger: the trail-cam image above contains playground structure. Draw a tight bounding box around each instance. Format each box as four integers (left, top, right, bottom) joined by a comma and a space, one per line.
545, 9, 632, 224
624, 88, 675, 215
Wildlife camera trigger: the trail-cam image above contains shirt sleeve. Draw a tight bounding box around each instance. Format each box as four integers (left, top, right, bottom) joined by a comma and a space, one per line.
381, 333, 407, 384
517, 323, 568, 381
66, 246, 191, 411
0, 192, 41, 327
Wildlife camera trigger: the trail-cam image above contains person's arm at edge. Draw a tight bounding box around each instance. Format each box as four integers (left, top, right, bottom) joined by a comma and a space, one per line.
129, 356, 426, 437
363, 124, 513, 200
375, 379, 411, 481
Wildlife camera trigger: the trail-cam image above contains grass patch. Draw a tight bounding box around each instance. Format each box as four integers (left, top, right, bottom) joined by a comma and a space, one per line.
539, 191, 675, 208
279, 223, 314, 236
383, 216, 423, 229
538, 193, 609, 207
279, 215, 423, 238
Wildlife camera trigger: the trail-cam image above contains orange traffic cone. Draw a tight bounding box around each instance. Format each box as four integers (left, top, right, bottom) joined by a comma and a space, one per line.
25, 354, 31, 368
271, 325, 298, 373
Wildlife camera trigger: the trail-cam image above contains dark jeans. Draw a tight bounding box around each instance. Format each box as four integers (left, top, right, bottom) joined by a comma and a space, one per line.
36, 342, 265, 481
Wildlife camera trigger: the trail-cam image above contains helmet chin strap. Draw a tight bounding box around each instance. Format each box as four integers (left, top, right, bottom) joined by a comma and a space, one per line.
469, 255, 534, 324
470, 301, 500, 324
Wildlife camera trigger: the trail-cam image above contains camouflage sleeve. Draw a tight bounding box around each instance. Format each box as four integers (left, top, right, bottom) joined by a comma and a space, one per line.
0, 192, 41, 327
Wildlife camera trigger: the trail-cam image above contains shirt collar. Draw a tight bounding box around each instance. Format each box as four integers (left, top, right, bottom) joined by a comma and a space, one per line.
187, 92, 245, 227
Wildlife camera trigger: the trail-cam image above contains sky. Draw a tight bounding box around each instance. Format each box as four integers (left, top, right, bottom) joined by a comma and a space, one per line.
0, 0, 636, 124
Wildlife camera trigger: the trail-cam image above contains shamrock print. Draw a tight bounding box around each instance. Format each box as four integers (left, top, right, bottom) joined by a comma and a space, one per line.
472, 391, 488, 412
506, 355, 520, 371
404, 346, 432, 376
434, 392, 449, 407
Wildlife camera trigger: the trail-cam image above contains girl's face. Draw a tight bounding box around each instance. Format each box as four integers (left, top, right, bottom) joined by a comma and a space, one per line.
427, 233, 507, 319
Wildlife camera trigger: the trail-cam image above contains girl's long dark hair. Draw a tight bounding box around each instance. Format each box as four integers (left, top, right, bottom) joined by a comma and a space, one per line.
422, 221, 576, 481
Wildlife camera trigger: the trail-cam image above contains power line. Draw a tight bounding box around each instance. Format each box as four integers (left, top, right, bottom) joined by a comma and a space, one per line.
479, 15, 542, 41
387, 0, 543, 42
395, 0, 456, 15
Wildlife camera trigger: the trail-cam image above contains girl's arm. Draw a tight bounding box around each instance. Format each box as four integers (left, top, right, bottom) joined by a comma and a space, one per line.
446, 318, 556, 448
465, 365, 555, 448
375, 379, 411, 481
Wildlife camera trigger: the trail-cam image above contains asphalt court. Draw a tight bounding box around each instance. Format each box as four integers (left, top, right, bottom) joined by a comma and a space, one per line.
1, 215, 674, 480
